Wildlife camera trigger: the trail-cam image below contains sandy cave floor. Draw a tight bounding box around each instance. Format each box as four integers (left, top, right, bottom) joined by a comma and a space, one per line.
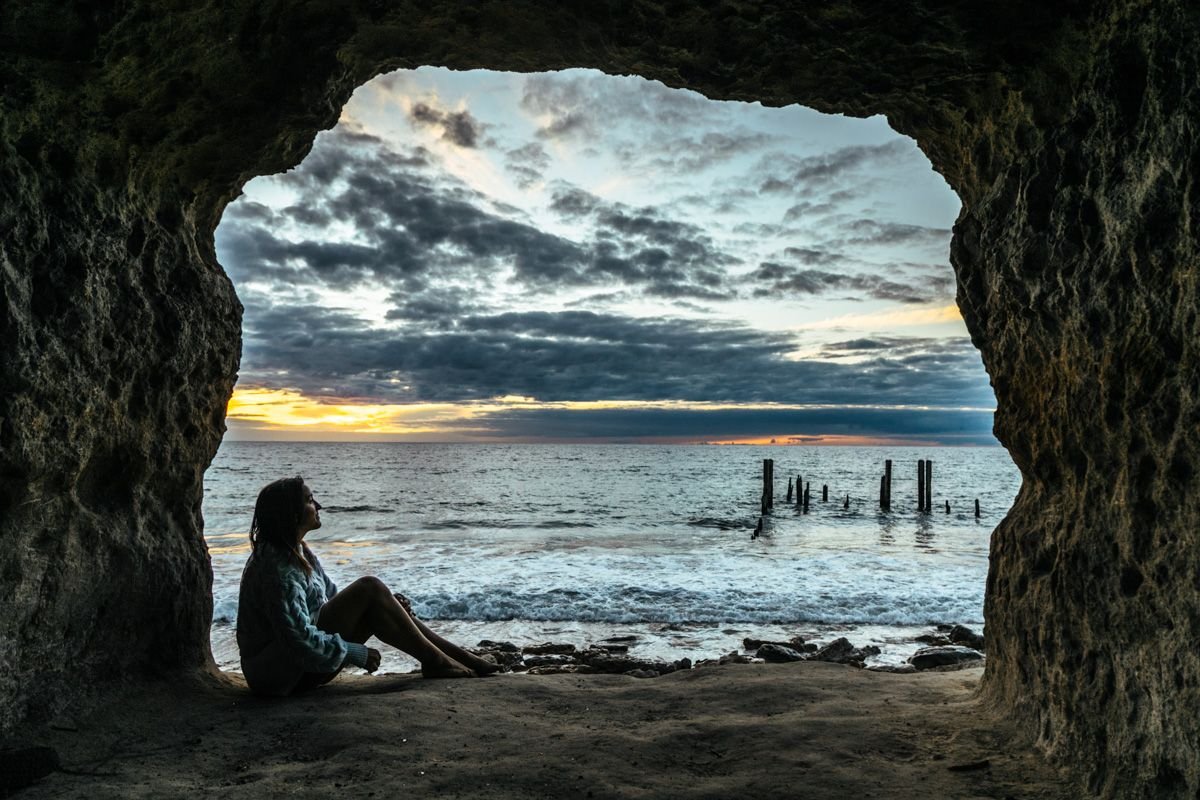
17, 663, 1070, 799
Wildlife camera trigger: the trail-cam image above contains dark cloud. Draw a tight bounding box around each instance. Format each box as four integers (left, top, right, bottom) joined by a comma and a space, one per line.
548, 185, 602, 218
434, 405, 997, 445
834, 219, 951, 248
520, 73, 710, 142
645, 131, 777, 173
217, 134, 744, 304
234, 288, 992, 411
758, 140, 911, 194
384, 286, 482, 327
504, 142, 551, 189
781, 247, 848, 267
748, 262, 951, 304
409, 101, 482, 148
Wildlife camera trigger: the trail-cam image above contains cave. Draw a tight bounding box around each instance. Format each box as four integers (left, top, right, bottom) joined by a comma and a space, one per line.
1, 2, 1197, 796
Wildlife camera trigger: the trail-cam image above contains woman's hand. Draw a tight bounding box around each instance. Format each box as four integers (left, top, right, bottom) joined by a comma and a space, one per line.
393, 592, 414, 616
365, 647, 382, 673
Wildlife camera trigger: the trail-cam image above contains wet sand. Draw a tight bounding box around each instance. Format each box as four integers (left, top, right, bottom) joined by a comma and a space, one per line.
19, 663, 1069, 798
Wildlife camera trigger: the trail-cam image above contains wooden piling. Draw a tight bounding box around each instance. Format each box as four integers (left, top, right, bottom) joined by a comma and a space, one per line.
761, 458, 776, 511
879, 474, 887, 510
753, 517, 763, 539
884, 460, 893, 511
786, 478, 793, 504
803, 482, 811, 513
924, 459, 932, 514
769, 459, 775, 509
843, 493, 850, 510
945, 500, 951, 514
796, 475, 803, 506
822, 484, 828, 502
917, 459, 926, 512
975, 498, 981, 519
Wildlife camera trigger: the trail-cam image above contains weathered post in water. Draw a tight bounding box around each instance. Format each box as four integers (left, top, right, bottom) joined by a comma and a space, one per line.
844, 493, 850, 510
769, 459, 775, 509
796, 475, 803, 507
945, 500, 951, 514
822, 484, 828, 502
884, 459, 893, 511
924, 459, 932, 513
786, 477, 793, 504
761, 459, 770, 514
975, 498, 981, 519
765, 459, 777, 510
917, 459, 926, 512
878, 474, 886, 510
803, 482, 811, 513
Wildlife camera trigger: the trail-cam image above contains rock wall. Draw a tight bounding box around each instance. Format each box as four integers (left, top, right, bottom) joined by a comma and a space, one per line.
0, 2, 1195, 795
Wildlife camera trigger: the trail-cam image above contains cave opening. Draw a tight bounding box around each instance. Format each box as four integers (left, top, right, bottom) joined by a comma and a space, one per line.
205, 67, 1012, 675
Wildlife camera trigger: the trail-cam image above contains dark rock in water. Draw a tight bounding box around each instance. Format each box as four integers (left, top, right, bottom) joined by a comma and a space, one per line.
915, 634, 953, 646
808, 637, 881, 665
719, 651, 757, 665
695, 651, 760, 668
589, 643, 629, 654
673, 657, 692, 671
474, 650, 524, 669
526, 664, 596, 676
577, 650, 675, 675
523, 642, 577, 656
756, 643, 806, 663
602, 635, 639, 643
866, 664, 918, 674
909, 646, 984, 671
949, 625, 986, 651
0, 746, 59, 794
477, 640, 520, 652
744, 636, 808, 652
625, 669, 659, 679
524, 654, 577, 668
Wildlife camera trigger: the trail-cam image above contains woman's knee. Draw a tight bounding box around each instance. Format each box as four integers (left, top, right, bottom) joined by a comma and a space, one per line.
350, 575, 390, 598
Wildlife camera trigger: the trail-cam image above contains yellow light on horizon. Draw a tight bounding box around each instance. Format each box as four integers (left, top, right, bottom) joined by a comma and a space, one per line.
225, 387, 992, 443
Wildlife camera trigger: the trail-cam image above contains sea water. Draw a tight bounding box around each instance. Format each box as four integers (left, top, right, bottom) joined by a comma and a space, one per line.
204, 442, 1020, 672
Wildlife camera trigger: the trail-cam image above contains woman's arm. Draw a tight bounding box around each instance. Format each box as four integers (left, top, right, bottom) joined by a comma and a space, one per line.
264, 568, 370, 673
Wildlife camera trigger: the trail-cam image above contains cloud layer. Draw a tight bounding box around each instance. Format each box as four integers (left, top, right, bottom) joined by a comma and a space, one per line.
215, 68, 978, 441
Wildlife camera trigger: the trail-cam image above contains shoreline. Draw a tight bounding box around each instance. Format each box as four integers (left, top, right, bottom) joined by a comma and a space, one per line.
210, 619, 985, 675
15, 662, 1067, 798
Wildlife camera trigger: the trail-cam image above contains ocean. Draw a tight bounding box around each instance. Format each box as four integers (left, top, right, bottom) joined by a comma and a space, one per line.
204, 442, 1019, 672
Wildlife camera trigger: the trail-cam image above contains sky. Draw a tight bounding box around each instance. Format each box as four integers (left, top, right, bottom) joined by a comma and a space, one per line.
214, 67, 997, 445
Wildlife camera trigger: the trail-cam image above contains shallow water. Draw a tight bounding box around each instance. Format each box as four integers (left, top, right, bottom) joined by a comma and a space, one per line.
204, 442, 1019, 671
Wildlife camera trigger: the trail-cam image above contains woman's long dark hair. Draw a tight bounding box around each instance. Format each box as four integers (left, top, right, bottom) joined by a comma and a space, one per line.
249, 476, 313, 576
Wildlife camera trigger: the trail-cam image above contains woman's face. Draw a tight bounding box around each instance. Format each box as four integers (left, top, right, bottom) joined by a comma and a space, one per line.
297, 483, 323, 540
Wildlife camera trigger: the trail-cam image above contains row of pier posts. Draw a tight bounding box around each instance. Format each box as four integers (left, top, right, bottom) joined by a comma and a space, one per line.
763, 458, 982, 518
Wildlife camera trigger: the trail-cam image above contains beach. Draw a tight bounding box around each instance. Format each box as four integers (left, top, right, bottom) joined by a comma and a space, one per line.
19, 663, 1069, 798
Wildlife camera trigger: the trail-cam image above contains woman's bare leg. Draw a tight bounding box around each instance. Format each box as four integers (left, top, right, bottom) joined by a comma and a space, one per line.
411, 617, 502, 675
318, 577, 471, 678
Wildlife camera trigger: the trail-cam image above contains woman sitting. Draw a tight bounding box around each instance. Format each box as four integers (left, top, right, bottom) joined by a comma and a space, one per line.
235, 476, 498, 695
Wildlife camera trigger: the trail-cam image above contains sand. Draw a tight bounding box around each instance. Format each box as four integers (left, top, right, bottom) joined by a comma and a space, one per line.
16, 663, 1069, 799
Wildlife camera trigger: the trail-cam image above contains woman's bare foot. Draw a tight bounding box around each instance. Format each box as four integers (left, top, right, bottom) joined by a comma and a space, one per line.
463, 654, 503, 676
421, 658, 473, 679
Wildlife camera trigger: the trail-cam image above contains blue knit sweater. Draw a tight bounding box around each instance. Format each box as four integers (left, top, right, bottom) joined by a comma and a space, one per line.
236, 542, 370, 696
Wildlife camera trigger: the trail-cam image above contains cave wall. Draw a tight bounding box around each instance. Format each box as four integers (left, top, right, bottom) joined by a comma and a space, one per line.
0, 2, 1195, 795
